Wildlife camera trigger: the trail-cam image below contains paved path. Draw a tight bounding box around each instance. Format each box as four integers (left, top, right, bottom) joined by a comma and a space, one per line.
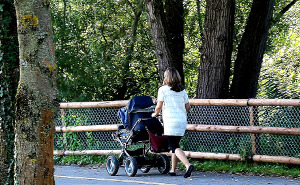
54, 165, 300, 185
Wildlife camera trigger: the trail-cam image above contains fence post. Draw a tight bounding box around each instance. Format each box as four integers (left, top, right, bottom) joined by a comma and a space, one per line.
249, 106, 261, 155
249, 106, 256, 154
60, 109, 67, 151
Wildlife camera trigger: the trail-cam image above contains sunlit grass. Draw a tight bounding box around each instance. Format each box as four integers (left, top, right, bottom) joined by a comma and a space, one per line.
54, 155, 107, 166
186, 159, 300, 178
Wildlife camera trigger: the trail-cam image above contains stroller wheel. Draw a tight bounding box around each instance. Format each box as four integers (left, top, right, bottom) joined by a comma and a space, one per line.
157, 154, 170, 174
106, 155, 119, 176
140, 166, 151, 173
125, 157, 138, 177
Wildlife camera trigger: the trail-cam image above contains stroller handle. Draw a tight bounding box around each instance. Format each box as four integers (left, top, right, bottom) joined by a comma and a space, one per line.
129, 105, 156, 113
131, 117, 155, 131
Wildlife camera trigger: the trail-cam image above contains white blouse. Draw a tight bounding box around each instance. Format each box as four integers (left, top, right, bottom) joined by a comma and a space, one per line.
157, 85, 189, 136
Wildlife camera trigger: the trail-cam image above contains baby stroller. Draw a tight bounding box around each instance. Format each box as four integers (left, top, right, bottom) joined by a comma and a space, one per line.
106, 96, 170, 177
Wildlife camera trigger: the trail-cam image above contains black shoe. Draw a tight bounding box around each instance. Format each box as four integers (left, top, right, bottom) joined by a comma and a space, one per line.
184, 165, 194, 178
169, 172, 176, 176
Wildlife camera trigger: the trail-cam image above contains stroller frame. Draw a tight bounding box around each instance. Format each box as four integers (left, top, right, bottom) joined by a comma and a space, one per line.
106, 107, 170, 177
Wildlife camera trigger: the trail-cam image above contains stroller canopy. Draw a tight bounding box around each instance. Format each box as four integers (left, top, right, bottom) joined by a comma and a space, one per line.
118, 96, 154, 129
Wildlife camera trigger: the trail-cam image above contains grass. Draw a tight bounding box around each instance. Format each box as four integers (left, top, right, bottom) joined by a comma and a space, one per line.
180, 159, 300, 179
54, 155, 107, 166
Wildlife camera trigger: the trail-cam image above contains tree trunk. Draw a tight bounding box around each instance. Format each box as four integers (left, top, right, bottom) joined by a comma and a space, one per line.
145, 0, 185, 84
0, 0, 19, 184
196, 0, 235, 98
230, 0, 275, 98
14, 0, 58, 184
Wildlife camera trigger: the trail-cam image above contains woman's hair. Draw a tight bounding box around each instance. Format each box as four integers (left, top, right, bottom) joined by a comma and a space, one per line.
163, 67, 185, 92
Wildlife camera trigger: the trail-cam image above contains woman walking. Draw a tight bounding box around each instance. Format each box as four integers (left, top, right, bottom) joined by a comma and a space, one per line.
152, 67, 194, 178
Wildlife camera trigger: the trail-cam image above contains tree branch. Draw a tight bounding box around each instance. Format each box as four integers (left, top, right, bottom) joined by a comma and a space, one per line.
272, 0, 298, 24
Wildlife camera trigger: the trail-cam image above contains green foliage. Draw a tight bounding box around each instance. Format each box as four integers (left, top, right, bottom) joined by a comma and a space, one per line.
191, 160, 300, 178
54, 130, 109, 165
233, 0, 252, 58
182, 0, 204, 98
50, 0, 299, 101
62, 109, 89, 126
258, 3, 300, 99
54, 108, 119, 165
54, 155, 107, 165
50, 0, 160, 102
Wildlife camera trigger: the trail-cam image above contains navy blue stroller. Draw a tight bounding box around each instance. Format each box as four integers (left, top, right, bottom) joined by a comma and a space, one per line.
106, 96, 170, 177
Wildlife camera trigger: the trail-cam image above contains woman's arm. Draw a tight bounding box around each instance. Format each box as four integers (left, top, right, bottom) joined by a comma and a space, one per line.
185, 102, 191, 112
151, 101, 163, 117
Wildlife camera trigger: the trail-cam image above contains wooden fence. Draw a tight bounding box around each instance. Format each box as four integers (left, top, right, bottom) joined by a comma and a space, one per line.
54, 99, 300, 165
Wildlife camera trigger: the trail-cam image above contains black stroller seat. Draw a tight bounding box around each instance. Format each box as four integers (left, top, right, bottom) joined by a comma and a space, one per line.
106, 96, 170, 177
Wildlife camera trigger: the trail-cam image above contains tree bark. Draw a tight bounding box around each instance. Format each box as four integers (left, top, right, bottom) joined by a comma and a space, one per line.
145, 0, 185, 84
14, 0, 58, 184
196, 0, 235, 98
230, 0, 275, 98
0, 0, 19, 184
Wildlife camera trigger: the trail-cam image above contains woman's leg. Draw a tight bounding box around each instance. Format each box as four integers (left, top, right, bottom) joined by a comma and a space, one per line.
167, 136, 194, 177
175, 148, 194, 178
170, 153, 179, 173
174, 148, 190, 169
167, 136, 181, 173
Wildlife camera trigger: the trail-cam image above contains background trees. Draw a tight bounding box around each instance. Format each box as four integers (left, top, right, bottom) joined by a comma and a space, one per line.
259, 1, 300, 99
50, 0, 299, 101
51, 0, 160, 101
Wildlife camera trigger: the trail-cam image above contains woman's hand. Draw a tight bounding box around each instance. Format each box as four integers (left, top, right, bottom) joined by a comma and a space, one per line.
151, 113, 157, 117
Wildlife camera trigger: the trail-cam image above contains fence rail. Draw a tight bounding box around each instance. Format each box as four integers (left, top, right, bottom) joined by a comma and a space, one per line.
54, 99, 300, 165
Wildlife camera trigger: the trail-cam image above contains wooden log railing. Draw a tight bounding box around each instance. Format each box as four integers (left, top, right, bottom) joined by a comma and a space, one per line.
55, 124, 300, 136
59, 99, 300, 108
55, 99, 300, 165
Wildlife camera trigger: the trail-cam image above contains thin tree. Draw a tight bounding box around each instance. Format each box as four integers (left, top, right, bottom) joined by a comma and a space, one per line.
230, 0, 275, 98
145, 0, 185, 84
114, 0, 144, 100
14, 0, 57, 184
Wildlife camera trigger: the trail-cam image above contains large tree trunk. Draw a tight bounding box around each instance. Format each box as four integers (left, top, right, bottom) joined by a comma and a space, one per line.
145, 0, 185, 84
230, 0, 275, 98
14, 0, 58, 184
0, 0, 19, 184
196, 0, 235, 98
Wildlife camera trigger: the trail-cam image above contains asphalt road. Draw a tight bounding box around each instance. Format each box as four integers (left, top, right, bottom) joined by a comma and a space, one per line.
54, 165, 300, 185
